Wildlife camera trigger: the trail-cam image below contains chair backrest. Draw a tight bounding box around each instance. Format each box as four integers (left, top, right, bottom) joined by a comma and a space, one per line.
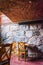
18, 42, 25, 52
0, 44, 12, 62
12, 42, 17, 50
12, 42, 17, 55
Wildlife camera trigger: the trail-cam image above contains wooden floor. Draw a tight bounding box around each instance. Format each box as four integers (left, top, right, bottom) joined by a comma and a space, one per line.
10, 55, 43, 65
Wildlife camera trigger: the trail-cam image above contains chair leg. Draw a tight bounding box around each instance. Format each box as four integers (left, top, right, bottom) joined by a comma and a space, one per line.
24, 52, 26, 61
18, 51, 20, 60
25, 46, 26, 61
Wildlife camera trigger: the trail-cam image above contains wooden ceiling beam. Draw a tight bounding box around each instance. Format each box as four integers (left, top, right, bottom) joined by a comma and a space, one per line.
0, 0, 43, 23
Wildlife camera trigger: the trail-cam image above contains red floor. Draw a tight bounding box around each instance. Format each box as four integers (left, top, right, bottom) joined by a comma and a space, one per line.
10, 55, 43, 65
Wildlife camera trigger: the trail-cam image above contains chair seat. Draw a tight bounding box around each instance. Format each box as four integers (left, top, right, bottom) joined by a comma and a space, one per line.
20, 52, 25, 54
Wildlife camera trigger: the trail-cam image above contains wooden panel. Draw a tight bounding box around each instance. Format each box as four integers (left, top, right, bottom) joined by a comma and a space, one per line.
0, 0, 43, 23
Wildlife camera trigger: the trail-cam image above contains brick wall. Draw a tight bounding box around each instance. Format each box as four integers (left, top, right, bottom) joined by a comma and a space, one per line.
1, 14, 43, 52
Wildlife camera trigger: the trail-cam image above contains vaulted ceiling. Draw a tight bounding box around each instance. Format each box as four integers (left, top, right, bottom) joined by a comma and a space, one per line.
0, 0, 43, 23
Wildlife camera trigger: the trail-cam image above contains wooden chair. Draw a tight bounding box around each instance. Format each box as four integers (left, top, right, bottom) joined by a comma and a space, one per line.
12, 42, 17, 56
0, 44, 12, 65
18, 42, 26, 61
25, 44, 42, 60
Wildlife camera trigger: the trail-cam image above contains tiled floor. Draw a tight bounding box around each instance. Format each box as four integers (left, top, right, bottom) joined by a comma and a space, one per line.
10, 55, 43, 65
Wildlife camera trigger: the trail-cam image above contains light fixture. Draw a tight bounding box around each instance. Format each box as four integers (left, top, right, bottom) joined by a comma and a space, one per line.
29, 1, 32, 3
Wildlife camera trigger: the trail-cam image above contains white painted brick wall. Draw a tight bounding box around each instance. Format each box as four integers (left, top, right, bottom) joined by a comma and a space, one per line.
1, 15, 43, 52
